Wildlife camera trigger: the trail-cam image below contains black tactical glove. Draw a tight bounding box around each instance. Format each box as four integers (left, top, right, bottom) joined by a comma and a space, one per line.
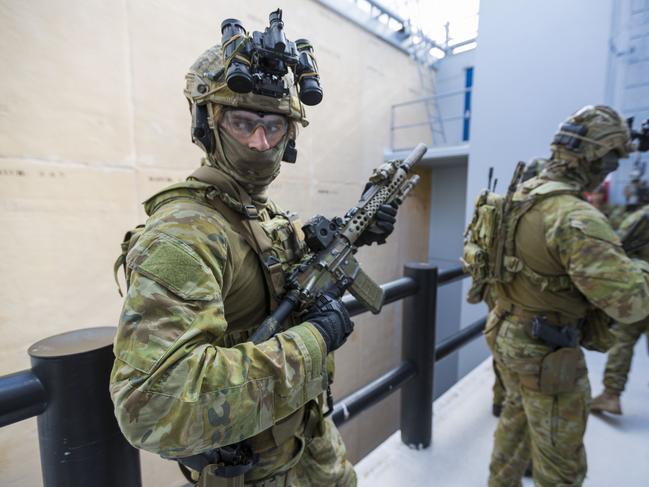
303, 294, 354, 353
355, 203, 398, 247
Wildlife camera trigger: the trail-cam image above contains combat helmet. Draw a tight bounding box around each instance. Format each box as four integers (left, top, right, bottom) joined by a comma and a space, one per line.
551, 105, 632, 162
184, 44, 309, 157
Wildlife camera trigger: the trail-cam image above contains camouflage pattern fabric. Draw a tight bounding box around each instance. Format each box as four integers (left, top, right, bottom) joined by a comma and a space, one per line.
603, 318, 649, 393
488, 320, 589, 487
598, 205, 649, 394
485, 172, 649, 486
617, 204, 649, 261
492, 360, 506, 410
292, 417, 356, 486
110, 178, 355, 485
483, 288, 507, 410
603, 204, 627, 231
494, 181, 649, 321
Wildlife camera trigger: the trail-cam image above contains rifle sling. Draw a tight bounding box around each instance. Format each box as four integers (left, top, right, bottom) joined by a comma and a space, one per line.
190, 166, 285, 311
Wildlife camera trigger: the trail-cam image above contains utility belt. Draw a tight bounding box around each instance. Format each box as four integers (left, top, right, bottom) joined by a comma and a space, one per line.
176, 399, 323, 486
494, 302, 586, 394
179, 451, 292, 487
494, 302, 581, 349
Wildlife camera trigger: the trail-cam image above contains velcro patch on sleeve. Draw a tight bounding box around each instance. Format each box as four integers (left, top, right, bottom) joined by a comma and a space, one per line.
127, 232, 218, 301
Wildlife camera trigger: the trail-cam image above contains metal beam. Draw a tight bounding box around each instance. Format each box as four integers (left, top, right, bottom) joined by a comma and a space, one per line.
315, 0, 443, 67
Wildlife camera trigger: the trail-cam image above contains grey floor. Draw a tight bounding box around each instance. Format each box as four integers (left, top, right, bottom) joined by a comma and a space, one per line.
356, 340, 649, 486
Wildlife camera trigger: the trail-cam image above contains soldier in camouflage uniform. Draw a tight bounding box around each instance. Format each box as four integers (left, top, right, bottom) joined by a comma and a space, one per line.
109, 33, 394, 486
591, 204, 649, 415
482, 106, 649, 487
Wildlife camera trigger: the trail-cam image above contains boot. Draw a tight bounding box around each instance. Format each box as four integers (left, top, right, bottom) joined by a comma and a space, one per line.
590, 389, 622, 415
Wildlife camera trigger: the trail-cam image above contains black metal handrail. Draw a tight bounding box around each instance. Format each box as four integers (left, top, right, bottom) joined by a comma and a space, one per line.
0, 370, 47, 427
333, 264, 487, 451
0, 263, 486, 486
435, 316, 487, 361
331, 361, 416, 425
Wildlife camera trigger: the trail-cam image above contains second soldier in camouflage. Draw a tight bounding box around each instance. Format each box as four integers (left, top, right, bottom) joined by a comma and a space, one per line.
464, 105, 649, 486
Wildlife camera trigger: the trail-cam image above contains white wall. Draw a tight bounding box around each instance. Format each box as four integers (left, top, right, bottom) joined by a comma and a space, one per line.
428, 163, 468, 397
459, 0, 614, 371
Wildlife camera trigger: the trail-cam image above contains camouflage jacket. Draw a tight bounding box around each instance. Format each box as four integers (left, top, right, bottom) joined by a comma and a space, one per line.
109, 179, 328, 459
618, 204, 649, 261
494, 178, 649, 324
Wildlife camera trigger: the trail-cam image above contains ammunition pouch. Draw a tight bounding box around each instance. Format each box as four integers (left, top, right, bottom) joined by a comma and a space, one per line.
462, 179, 581, 307
461, 242, 489, 304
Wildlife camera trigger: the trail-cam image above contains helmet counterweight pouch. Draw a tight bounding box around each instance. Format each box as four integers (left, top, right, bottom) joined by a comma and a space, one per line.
192, 104, 214, 154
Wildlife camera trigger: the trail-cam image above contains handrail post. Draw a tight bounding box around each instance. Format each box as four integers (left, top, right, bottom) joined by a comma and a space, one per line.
28, 327, 142, 487
400, 263, 437, 449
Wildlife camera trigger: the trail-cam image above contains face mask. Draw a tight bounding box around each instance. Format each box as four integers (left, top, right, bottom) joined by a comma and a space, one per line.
585, 151, 620, 191
212, 126, 288, 199
600, 151, 620, 175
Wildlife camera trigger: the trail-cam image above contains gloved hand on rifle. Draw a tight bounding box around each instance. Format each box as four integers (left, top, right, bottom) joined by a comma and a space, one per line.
303, 294, 354, 353
355, 202, 398, 247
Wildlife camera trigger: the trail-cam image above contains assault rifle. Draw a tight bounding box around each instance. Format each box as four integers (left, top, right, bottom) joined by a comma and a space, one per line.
250, 143, 426, 344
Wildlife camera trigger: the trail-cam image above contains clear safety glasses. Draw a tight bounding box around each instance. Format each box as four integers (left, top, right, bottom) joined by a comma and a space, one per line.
222, 110, 288, 146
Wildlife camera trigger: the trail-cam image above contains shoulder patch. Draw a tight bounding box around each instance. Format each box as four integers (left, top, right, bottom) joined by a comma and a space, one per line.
126, 232, 218, 301
569, 215, 621, 245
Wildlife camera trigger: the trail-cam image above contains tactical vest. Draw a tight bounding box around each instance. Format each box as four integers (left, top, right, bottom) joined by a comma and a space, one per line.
114, 167, 307, 312
464, 177, 615, 351
113, 167, 324, 486
463, 178, 579, 304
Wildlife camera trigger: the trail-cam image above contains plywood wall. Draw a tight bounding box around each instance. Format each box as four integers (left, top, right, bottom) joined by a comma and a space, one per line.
0, 1, 431, 485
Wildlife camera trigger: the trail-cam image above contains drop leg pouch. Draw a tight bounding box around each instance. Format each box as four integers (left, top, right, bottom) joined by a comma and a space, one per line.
538, 347, 580, 395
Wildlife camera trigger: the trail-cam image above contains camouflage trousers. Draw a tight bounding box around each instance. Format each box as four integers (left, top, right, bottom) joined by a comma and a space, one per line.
486, 316, 590, 487
603, 318, 649, 393
290, 416, 356, 486
492, 359, 506, 407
